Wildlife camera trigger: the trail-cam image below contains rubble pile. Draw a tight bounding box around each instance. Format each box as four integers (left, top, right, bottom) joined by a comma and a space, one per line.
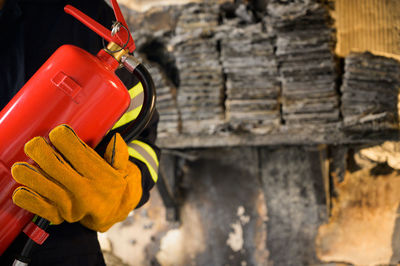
341, 52, 400, 131
267, 1, 339, 125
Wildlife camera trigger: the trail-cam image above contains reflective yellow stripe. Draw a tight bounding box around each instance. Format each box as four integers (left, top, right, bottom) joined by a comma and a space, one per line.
128, 140, 158, 182
112, 105, 142, 129
131, 140, 159, 166
128, 147, 158, 182
129, 83, 143, 98
112, 83, 144, 130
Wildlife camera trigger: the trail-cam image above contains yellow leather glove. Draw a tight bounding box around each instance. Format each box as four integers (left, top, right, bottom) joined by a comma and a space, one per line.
11, 124, 143, 232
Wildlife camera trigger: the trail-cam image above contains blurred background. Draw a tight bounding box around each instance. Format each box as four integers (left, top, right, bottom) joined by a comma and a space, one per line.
100, 0, 400, 265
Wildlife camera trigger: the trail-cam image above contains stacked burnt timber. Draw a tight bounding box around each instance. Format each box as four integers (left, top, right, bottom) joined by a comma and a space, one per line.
267, 1, 339, 125
220, 22, 281, 133
145, 61, 180, 137
126, 2, 400, 148
172, 3, 225, 134
341, 52, 400, 131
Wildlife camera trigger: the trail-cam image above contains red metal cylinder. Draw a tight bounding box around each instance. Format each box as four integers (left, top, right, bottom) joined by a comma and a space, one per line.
0, 44, 130, 254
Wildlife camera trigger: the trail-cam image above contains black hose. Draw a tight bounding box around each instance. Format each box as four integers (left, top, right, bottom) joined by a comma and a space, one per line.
120, 63, 156, 142
98, 61, 156, 146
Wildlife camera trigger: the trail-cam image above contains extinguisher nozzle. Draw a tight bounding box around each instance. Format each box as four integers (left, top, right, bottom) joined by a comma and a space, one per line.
13, 217, 50, 266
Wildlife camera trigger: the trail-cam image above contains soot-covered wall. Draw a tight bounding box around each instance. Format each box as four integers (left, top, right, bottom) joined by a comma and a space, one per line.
99, 1, 400, 265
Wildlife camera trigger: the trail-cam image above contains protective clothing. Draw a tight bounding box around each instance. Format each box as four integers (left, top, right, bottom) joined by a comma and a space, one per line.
12, 124, 143, 232
0, 1, 160, 265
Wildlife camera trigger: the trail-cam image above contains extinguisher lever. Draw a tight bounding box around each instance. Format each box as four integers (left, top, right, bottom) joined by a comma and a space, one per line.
110, 0, 131, 36
64, 5, 112, 44
64, 0, 135, 53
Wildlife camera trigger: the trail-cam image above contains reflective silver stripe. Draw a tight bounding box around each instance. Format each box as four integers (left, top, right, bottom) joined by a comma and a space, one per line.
128, 143, 158, 174
126, 91, 144, 113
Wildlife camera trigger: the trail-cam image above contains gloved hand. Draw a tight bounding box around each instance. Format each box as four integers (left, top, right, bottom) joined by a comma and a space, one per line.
11, 124, 142, 232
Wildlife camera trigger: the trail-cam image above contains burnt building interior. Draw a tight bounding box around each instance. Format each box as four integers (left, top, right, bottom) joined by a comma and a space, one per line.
99, 0, 400, 265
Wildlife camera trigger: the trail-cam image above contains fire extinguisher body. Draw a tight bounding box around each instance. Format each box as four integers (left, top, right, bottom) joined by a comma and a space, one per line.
0, 44, 130, 254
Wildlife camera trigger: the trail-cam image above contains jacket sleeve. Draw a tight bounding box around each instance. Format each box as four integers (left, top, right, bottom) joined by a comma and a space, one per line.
111, 67, 160, 209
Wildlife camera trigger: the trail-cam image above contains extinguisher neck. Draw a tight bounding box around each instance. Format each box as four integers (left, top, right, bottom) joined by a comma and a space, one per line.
105, 42, 130, 62
96, 42, 131, 72
96, 49, 120, 71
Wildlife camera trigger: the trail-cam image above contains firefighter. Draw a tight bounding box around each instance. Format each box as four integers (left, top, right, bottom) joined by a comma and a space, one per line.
0, 0, 160, 265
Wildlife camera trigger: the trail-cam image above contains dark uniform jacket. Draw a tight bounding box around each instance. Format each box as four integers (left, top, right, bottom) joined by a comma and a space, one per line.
0, 0, 160, 265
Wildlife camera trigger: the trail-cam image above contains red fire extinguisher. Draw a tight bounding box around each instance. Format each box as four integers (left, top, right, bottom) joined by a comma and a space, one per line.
0, 0, 156, 258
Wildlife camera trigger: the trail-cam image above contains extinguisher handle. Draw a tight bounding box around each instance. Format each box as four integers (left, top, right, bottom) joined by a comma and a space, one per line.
64, 0, 135, 52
